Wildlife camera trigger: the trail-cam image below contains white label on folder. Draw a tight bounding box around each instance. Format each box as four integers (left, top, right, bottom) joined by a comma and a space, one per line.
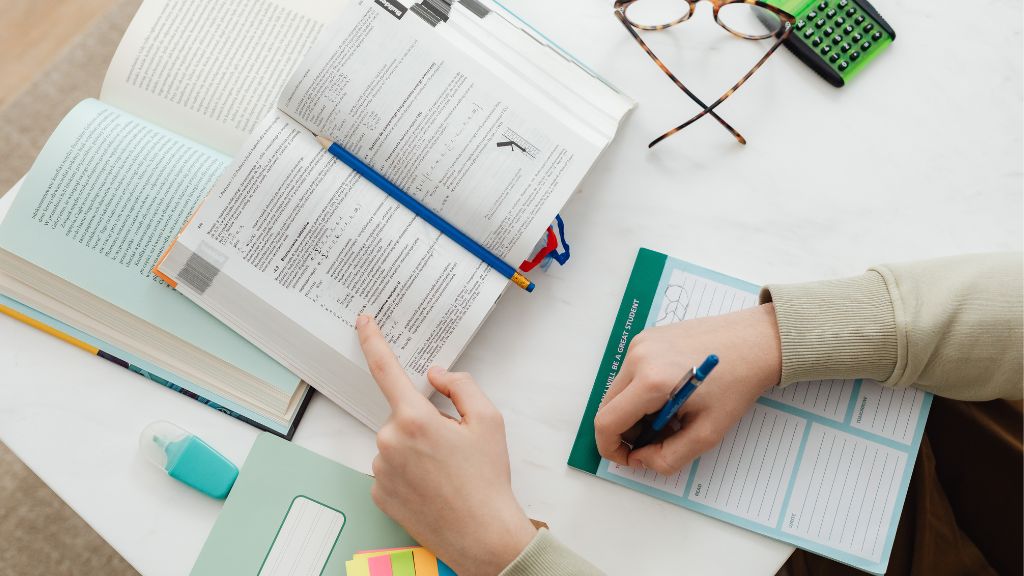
259, 496, 346, 576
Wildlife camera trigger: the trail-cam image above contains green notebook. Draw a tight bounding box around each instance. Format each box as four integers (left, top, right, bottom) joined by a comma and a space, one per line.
192, 434, 414, 575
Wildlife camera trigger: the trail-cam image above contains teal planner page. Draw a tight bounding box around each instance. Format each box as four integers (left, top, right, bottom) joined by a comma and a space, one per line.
191, 434, 414, 576
570, 248, 931, 575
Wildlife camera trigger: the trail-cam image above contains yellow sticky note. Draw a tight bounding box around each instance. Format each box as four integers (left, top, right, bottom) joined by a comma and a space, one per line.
346, 558, 371, 576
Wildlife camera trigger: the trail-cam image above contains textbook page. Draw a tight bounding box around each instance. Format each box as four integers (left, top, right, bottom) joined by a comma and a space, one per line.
158, 0, 619, 428
568, 249, 931, 575
158, 109, 509, 429
100, 0, 347, 156
0, 99, 301, 406
277, 0, 600, 262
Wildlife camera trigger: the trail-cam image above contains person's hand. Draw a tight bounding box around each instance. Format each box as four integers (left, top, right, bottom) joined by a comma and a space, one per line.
594, 304, 782, 475
356, 315, 536, 576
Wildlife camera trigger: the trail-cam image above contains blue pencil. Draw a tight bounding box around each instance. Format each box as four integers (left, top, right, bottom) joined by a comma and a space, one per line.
315, 135, 535, 292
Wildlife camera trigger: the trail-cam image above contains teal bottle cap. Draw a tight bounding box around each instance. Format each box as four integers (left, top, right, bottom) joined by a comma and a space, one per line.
139, 421, 238, 499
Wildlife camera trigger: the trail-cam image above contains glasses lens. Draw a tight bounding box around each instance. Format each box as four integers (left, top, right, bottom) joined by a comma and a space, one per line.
625, 0, 691, 29
717, 2, 782, 39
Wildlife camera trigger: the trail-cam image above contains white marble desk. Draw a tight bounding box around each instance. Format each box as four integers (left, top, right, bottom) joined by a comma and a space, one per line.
1, 0, 1020, 574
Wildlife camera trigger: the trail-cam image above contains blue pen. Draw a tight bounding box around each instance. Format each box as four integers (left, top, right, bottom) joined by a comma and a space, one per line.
632, 354, 719, 450
315, 135, 535, 293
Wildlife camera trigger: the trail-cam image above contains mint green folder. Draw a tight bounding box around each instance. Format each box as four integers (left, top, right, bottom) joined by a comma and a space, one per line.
191, 434, 415, 576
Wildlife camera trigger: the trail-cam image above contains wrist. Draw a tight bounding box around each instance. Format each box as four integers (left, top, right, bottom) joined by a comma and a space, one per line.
755, 302, 783, 392
451, 505, 536, 576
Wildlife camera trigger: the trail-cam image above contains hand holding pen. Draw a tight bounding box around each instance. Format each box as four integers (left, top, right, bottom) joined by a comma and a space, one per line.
593, 305, 783, 475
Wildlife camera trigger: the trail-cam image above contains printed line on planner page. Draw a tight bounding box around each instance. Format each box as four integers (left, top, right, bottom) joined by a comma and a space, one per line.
607, 459, 692, 497
764, 379, 856, 422
654, 270, 757, 325
782, 424, 906, 563
607, 403, 805, 528
850, 383, 926, 444
687, 404, 804, 526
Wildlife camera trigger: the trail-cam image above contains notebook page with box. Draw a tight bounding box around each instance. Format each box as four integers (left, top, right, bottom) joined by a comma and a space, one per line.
569, 249, 931, 575
191, 433, 415, 576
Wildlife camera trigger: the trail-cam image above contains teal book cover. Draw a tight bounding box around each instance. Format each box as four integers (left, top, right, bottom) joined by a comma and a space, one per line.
191, 434, 414, 575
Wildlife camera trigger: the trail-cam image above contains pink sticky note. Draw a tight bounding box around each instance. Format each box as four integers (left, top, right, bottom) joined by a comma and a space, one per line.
367, 554, 393, 576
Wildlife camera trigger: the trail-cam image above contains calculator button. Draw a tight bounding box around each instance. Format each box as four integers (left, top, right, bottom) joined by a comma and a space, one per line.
872, 31, 883, 41
861, 40, 871, 50
812, 36, 823, 46
820, 44, 832, 54
832, 34, 842, 44
796, 19, 806, 29
838, 61, 849, 71
849, 51, 860, 61
824, 26, 834, 35
838, 0, 848, 6
841, 42, 851, 52
826, 8, 837, 18
803, 28, 814, 38
863, 23, 874, 32
818, 1, 827, 9
829, 53, 840, 63
852, 32, 863, 42
807, 10, 817, 19
844, 25, 854, 34
854, 15, 865, 25
834, 17, 845, 26
846, 7, 856, 16
816, 18, 826, 27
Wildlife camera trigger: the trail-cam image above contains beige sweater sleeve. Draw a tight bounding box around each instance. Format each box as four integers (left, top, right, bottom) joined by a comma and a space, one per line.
499, 529, 603, 576
759, 253, 1023, 400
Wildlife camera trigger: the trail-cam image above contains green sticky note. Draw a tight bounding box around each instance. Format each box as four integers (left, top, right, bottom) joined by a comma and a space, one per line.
389, 550, 416, 576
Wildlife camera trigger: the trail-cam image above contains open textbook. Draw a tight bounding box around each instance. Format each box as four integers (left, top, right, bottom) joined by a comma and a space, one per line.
569, 250, 931, 575
0, 0, 364, 436
154, 0, 633, 429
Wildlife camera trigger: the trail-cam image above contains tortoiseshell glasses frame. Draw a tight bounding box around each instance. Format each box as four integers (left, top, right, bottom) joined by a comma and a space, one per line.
614, 0, 795, 147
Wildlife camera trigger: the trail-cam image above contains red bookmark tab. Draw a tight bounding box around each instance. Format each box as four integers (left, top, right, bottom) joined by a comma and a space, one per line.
520, 226, 557, 272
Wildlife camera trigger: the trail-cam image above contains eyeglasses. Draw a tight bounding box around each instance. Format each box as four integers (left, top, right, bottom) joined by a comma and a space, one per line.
614, 0, 795, 147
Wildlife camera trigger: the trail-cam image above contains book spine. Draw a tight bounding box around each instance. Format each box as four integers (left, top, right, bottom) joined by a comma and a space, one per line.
0, 302, 293, 439
95, 350, 289, 438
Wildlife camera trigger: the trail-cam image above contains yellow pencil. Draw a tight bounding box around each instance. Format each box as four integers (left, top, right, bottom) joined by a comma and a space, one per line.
0, 302, 99, 355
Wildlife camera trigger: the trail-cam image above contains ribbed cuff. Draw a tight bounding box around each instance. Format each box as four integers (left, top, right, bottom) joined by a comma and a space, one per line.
759, 271, 899, 386
499, 529, 604, 576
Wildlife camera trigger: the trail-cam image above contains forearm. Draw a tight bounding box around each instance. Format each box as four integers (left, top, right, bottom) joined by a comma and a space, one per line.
760, 253, 1023, 400
499, 530, 604, 576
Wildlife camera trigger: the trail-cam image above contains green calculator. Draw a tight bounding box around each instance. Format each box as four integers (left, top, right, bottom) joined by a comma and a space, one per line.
767, 0, 894, 87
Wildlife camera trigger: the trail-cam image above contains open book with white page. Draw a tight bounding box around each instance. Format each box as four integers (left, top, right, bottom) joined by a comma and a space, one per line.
0, 0, 370, 436
154, 0, 633, 429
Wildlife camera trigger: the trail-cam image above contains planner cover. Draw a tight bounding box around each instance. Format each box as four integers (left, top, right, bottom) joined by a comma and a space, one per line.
569, 248, 931, 575
192, 434, 415, 576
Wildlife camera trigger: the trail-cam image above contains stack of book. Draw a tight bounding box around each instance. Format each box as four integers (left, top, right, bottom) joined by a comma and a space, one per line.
0, 0, 631, 435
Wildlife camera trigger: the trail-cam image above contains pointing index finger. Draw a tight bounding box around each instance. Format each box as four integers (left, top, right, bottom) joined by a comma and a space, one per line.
356, 315, 424, 410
